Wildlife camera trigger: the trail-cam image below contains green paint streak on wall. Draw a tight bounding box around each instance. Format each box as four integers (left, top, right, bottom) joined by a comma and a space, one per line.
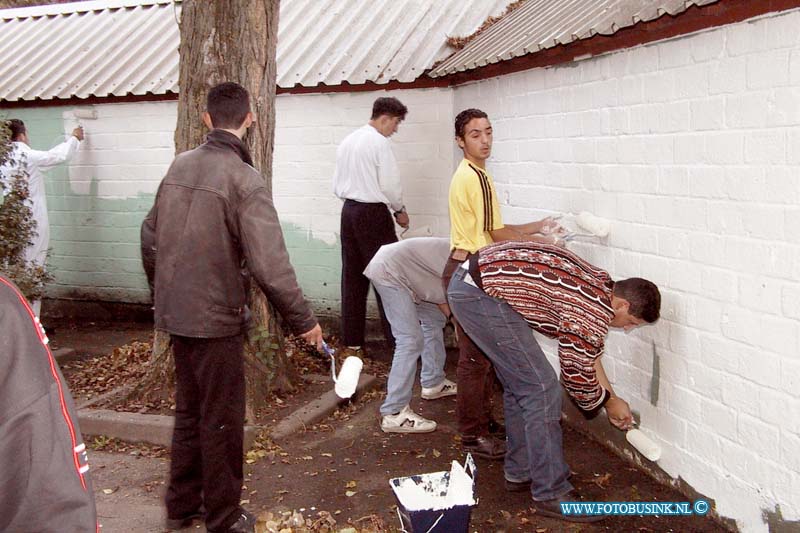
47, 191, 157, 304
275, 222, 346, 319
1, 106, 155, 302
3, 107, 348, 313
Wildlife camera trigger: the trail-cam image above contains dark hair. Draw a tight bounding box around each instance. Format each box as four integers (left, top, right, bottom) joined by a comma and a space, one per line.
614, 278, 661, 323
206, 82, 250, 129
454, 108, 488, 138
6, 118, 26, 141
371, 97, 407, 120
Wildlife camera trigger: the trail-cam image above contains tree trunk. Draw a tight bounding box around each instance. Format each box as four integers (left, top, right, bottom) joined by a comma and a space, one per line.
135, 0, 296, 416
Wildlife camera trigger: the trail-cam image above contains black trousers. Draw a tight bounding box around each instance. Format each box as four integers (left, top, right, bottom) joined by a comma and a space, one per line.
166, 334, 245, 532
340, 199, 396, 347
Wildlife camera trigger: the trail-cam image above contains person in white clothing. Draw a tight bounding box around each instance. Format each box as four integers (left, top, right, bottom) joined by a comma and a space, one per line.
333, 97, 409, 358
1, 119, 84, 316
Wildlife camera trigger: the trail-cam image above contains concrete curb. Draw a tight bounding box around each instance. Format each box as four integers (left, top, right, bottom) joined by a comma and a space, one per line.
77, 373, 379, 449
52, 347, 78, 363
78, 408, 261, 449
270, 372, 379, 441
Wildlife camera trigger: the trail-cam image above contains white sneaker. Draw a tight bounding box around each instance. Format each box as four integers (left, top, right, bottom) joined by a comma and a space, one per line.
381, 406, 437, 433
421, 378, 457, 400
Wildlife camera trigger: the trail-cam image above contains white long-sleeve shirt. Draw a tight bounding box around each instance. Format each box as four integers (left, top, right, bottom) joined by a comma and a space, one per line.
332, 124, 403, 212
0, 136, 80, 265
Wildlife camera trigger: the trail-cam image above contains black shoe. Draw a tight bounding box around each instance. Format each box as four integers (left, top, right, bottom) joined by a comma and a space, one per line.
462, 435, 506, 460
532, 490, 605, 523
488, 418, 506, 439
224, 510, 256, 533
165, 511, 203, 530
505, 478, 531, 492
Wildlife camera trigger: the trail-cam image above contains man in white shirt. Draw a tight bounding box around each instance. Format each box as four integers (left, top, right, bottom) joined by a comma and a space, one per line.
333, 97, 410, 357
1, 119, 84, 316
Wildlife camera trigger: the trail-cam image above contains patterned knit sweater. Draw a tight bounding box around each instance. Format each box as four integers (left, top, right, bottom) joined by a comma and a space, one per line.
477, 241, 615, 412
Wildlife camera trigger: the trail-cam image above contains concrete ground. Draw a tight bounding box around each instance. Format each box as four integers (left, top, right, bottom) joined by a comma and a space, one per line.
51, 321, 730, 532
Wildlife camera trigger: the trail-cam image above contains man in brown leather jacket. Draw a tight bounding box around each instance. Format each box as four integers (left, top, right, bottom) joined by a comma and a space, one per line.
141, 82, 323, 533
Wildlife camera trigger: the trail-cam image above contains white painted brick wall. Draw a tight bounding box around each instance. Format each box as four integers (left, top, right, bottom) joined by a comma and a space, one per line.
271, 88, 454, 317
47, 89, 454, 314
273, 88, 453, 229
453, 9, 800, 532
47, 101, 177, 303
40, 8, 799, 530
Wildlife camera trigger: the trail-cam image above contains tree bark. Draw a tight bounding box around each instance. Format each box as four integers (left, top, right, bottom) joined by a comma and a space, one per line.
136, 0, 296, 415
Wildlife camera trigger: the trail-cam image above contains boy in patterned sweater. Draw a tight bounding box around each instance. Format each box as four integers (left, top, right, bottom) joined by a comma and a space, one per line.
446, 240, 660, 523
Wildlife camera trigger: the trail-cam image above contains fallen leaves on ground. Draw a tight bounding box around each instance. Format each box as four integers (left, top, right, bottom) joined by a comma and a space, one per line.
63, 337, 390, 421
255, 509, 386, 532
591, 472, 612, 489
86, 435, 168, 458
62, 341, 154, 400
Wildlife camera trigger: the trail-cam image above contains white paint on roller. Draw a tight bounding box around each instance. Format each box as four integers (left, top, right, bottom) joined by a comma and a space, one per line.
626, 429, 662, 462
71, 108, 98, 120
557, 211, 612, 242
333, 356, 363, 399
575, 211, 611, 238
323, 341, 363, 399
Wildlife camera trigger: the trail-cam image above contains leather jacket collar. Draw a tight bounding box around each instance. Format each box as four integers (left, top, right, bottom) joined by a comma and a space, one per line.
206, 129, 254, 167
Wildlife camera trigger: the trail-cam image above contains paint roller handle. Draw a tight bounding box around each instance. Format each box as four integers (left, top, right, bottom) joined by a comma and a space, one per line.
321, 341, 338, 382
605, 396, 634, 430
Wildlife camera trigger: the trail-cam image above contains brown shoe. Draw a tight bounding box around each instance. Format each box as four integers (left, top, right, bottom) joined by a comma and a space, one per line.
462, 435, 506, 460
532, 490, 605, 523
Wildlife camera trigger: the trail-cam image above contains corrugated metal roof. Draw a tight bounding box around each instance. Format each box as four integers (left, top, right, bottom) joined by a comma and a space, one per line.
430, 0, 722, 77
0, 0, 515, 102
0, 0, 180, 101
277, 0, 514, 87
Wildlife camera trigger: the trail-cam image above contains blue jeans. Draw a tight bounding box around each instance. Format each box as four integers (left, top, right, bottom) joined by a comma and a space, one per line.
447, 268, 573, 501
374, 282, 447, 416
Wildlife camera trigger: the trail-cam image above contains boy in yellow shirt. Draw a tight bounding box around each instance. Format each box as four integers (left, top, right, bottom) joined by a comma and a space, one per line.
443, 108, 560, 460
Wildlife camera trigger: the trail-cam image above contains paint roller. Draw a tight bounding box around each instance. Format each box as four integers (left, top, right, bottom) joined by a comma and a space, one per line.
71, 108, 97, 121
626, 425, 661, 461
623, 410, 661, 462
322, 341, 362, 399
66, 108, 97, 134
558, 211, 612, 241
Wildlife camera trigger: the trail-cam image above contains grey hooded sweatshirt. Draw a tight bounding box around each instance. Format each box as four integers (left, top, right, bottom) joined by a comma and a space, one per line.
0, 276, 98, 532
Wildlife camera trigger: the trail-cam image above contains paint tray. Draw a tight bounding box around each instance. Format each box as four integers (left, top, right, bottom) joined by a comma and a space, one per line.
389, 454, 477, 532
